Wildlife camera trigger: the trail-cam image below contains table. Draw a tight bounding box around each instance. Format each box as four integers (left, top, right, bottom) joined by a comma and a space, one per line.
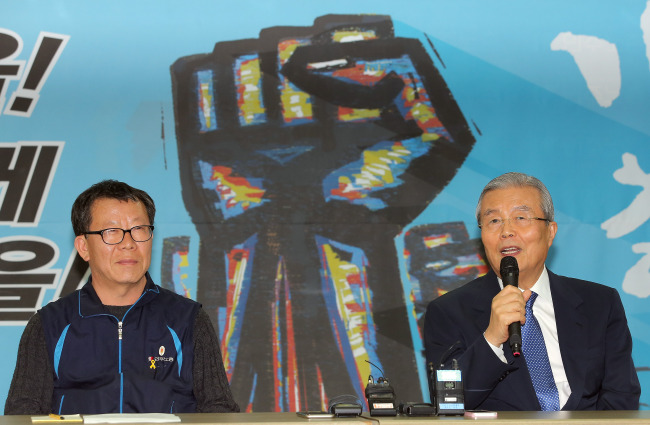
3, 411, 650, 425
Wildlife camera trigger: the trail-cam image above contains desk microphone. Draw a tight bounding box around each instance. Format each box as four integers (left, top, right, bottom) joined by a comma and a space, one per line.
500, 256, 522, 356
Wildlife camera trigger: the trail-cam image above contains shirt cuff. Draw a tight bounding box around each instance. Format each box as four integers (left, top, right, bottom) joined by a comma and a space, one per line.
484, 333, 507, 363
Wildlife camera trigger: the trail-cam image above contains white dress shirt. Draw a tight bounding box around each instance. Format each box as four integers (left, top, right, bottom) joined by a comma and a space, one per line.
485, 266, 572, 408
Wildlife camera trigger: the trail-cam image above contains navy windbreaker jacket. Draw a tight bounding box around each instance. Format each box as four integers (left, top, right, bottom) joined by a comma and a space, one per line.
39, 273, 199, 414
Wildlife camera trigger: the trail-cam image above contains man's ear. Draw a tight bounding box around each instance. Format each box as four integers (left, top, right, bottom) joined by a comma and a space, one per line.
74, 235, 90, 262
547, 221, 558, 248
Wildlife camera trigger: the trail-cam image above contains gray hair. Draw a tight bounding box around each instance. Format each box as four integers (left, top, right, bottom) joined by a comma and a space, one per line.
475, 172, 554, 225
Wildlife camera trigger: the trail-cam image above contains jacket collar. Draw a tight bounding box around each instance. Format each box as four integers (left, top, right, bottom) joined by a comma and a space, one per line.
468, 270, 502, 343
77, 272, 159, 317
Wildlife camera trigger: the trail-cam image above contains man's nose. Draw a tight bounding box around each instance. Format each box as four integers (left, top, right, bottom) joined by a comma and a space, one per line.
500, 218, 515, 238
119, 230, 137, 247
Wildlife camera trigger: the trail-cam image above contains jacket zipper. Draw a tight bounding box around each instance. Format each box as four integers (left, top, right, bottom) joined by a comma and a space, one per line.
115, 289, 154, 413
118, 320, 123, 413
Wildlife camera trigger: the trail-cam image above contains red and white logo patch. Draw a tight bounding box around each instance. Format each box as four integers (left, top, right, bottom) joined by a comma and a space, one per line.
159, 346, 165, 356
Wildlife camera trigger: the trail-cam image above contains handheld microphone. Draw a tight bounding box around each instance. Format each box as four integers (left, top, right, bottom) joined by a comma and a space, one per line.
500, 256, 522, 356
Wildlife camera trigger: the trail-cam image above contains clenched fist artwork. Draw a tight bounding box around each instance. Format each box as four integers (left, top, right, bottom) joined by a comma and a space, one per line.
171, 14, 475, 411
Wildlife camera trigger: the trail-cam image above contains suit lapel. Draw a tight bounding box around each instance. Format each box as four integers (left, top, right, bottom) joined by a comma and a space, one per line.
548, 270, 587, 410
469, 272, 499, 332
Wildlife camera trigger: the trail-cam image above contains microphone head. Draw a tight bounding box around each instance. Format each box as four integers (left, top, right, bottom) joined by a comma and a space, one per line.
499, 255, 518, 277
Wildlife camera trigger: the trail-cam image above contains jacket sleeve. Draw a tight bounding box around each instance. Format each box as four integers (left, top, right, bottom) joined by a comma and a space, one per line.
596, 289, 641, 409
4, 313, 54, 415
192, 308, 240, 413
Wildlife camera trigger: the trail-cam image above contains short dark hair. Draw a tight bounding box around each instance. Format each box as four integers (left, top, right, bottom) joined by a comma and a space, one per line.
71, 180, 156, 236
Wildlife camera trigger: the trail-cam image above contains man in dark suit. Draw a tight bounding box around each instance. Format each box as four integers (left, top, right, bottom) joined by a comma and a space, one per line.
424, 172, 640, 410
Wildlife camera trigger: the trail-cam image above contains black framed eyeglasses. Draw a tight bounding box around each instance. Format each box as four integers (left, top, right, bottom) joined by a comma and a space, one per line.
84, 225, 154, 245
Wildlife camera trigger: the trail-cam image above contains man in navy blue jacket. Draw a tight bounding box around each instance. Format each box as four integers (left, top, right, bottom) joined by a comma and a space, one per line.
5, 180, 239, 415
424, 172, 640, 411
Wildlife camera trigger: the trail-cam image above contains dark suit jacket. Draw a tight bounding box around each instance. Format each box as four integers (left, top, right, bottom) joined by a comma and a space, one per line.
423, 269, 640, 410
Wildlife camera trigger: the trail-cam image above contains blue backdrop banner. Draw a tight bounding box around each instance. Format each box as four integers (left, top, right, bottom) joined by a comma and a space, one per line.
2, 0, 649, 412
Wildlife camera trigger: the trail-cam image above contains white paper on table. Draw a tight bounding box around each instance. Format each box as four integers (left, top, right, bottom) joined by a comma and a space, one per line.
83, 414, 181, 424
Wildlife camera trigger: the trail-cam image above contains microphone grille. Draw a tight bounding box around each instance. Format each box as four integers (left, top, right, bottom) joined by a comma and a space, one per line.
499, 255, 518, 275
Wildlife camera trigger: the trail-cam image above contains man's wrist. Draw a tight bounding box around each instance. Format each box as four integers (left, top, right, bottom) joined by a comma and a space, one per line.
483, 332, 507, 363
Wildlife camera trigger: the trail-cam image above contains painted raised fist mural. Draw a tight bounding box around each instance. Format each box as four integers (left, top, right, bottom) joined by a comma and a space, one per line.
171, 14, 476, 411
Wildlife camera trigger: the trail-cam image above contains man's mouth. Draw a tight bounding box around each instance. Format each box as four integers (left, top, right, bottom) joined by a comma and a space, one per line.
500, 247, 521, 256
118, 259, 138, 265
